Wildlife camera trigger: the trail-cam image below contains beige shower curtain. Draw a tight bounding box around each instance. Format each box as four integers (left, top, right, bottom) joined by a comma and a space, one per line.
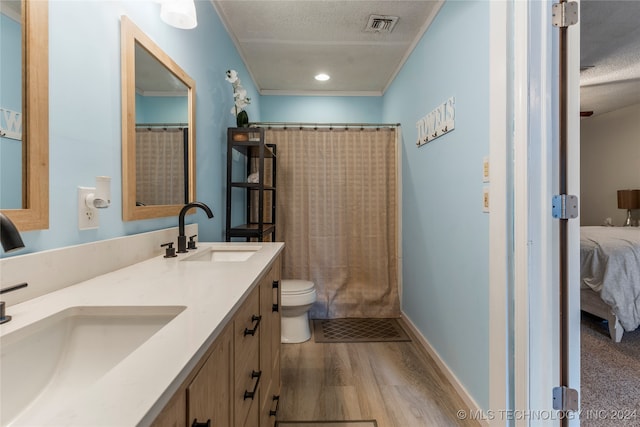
267, 128, 399, 319
135, 128, 185, 206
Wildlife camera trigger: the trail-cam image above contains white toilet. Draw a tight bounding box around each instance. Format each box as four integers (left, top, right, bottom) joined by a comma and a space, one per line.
280, 279, 317, 343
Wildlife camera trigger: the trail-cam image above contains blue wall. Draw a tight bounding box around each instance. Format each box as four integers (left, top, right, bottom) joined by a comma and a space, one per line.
4, 0, 258, 257
5, 0, 492, 410
384, 1, 490, 409
0, 12, 23, 208
260, 96, 383, 123
257, 2, 491, 409
135, 94, 188, 124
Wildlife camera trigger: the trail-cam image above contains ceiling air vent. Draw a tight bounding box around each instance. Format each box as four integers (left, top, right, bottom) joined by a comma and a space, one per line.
364, 15, 399, 33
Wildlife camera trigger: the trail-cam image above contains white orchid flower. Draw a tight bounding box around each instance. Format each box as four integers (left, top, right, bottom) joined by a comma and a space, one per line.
225, 69, 238, 84
234, 87, 247, 100
235, 98, 248, 109
226, 69, 251, 116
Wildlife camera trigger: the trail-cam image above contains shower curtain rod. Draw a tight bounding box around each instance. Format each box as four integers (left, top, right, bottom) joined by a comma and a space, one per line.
136, 123, 188, 128
249, 122, 400, 129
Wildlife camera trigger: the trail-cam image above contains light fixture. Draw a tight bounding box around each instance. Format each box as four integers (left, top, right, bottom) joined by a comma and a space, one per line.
315, 73, 330, 82
160, 0, 197, 29
617, 189, 639, 226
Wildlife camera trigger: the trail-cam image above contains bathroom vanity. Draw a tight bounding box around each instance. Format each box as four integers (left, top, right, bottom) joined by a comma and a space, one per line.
0, 232, 283, 427
152, 251, 282, 427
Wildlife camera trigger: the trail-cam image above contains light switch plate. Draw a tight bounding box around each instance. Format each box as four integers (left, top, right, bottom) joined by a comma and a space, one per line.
482, 156, 490, 182
78, 187, 99, 230
482, 186, 490, 213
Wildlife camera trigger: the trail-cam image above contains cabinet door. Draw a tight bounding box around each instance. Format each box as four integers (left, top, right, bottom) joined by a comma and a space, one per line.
151, 390, 186, 427
259, 270, 274, 412
260, 256, 282, 426
270, 256, 282, 398
187, 324, 234, 427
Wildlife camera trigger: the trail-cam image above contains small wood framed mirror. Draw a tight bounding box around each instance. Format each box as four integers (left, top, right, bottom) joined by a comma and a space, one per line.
120, 16, 196, 221
0, 0, 49, 231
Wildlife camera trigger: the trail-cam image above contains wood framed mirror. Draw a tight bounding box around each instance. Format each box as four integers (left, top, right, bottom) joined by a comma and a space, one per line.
120, 16, 196, 221
0, 0, 49, 231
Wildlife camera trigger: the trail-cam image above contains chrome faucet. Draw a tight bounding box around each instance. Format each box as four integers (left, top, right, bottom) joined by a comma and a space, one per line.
177, 202, 214, 253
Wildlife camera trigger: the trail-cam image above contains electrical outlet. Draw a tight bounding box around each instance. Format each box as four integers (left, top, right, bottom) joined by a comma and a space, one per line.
78, 187, 99, 230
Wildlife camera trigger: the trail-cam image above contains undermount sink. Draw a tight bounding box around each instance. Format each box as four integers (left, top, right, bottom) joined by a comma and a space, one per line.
183, 246, 261, 262
0, 305, 185, 426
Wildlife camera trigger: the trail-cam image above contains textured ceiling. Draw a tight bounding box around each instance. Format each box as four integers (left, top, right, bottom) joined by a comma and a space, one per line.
212, 0, 443, 95
212, 0, 638, 115
580, 0, 640, 116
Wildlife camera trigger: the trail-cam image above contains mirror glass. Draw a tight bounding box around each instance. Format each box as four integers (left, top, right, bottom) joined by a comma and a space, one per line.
121, 16, 195, 221
134, 44, 188, 206
0, 0, 22, 209
0, 0, 49, 230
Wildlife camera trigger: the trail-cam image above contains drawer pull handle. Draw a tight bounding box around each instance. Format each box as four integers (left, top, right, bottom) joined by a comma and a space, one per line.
269, 395, 280, 416
244, 315, 262, 336
191, 419, 211, 427
243, 370, 262, 400
272, 280, 280, 313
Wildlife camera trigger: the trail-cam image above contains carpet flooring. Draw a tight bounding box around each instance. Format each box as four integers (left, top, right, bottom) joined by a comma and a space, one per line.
277, 422, 377, 427
313, 318, 410, 343
580, 312, 640, 426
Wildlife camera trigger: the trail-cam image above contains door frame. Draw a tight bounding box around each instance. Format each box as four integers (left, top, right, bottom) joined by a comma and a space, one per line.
490, 1, 581, 425
511, 1, 582, 426
488, 0, 510, 419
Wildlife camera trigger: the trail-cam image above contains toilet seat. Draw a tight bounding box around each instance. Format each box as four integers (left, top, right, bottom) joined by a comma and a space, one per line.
281, 279, 315, 295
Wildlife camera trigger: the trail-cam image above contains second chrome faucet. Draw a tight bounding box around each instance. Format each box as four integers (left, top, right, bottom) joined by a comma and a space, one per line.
177, 202, 214, 253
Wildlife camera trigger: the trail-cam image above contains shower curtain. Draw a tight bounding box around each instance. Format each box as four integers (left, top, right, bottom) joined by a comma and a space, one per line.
135, 128, 186, 206
266, 127, 399, 319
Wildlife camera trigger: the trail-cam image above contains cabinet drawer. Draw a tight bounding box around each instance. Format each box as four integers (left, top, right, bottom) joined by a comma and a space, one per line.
234, 287, 261, 426
234, 287, 261, 359
272, 348, 280, 396
260, 395, 280, 427
243, 395, 259, 427
236, 367, 261, 427
186, 324, 234, 427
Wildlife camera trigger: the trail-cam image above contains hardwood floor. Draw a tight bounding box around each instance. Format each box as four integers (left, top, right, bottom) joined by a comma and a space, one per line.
278, 330, 481, 427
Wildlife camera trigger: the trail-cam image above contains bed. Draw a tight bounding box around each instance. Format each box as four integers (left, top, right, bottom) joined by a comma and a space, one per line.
580, 226, 640, 342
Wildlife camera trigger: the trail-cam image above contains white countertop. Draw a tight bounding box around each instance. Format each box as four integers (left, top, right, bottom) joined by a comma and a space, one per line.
0, 242, 284, 426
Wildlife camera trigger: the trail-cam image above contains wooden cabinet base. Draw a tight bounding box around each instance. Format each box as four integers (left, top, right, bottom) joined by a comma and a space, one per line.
151, 254, 281, 427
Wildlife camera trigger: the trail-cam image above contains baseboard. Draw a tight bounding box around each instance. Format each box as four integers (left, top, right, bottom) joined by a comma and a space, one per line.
399, 313, 489, 427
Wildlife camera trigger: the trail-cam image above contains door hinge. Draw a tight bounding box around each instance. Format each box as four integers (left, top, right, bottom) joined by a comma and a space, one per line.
553, 386, 579, 411
552, 195, 579, 219
552, 2, 579, 28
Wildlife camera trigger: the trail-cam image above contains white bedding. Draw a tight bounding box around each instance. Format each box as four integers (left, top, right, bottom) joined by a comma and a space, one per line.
580, 226, 640, 331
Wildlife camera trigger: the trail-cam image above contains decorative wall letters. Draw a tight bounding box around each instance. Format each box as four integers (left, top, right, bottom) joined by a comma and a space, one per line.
416, 97, 455, 147
0, 108, 22, 140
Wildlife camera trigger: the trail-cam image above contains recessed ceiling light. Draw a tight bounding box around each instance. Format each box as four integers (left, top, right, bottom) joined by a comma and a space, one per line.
315, 73, 330, 81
